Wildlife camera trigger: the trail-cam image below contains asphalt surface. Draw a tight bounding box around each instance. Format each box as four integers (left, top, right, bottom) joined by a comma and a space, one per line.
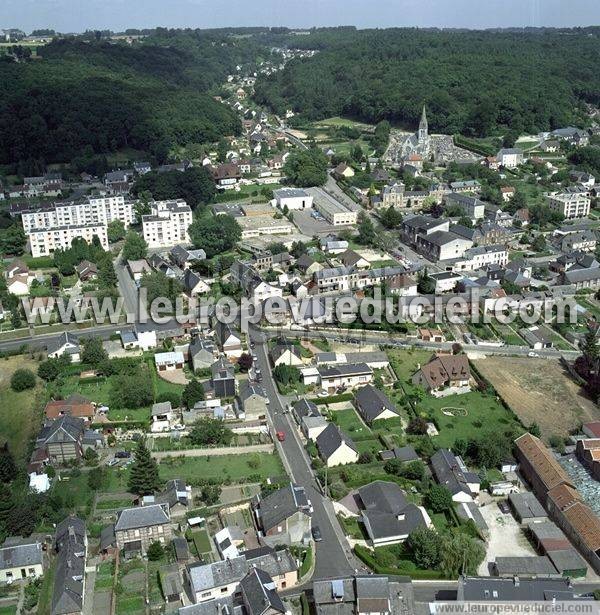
248, 325, 359, 580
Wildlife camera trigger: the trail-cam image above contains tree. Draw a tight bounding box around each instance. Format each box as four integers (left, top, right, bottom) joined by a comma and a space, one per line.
351, 142, 363, 163
426, 485, 453, 513
401, 460, 426, 480
128, 439, 161, 496
10, 308, 21, 330
502, 129, 519, 149
147, 541, 165, 561
380, 206, 403, 229
283, 148, 328, 187
88, 466, 108, 491
188, 214, 241, 259
122, 230, 148, 261
237, 353, 253, 372
189, 418, 233, 446
408, 528, 441, 569
110, 367, 154, 409
182, 380, 205, 409
273, 364, 301, 386
107, 219, 126, 243
440, 533, 485, 577
357, 211, 376, 246
406, 417, 429, 435
528, 422, 541, 438
0, 484, 14, 527
81, 337, 108, 367
0, 225, 27, 256
10, 369, 36, 392
5, 505, 36, 537
199, 484, 222, 506
0, 445, 18, 483
140, 270, 183, 306
37, 355, 70, 381
417, 269, 436, 294
531, 234, 546, 252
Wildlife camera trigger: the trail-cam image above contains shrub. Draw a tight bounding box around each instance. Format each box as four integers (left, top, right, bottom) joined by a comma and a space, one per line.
10, 368, 36, 391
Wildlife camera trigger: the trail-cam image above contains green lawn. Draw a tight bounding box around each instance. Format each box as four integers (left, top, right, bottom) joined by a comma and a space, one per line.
157, 452, 285, 483
0, 606, 17, 615
116, 595, 145, 615
387, 348, 522, 449
96, 497, 135, 511
332, 408, 371, 439
0, 356, 44, 463
192, 529, 212, 556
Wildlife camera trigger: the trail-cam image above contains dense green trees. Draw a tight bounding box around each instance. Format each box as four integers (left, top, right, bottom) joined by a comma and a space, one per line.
122, 231, 148, 262
81, 337, 108, 367
140, 271, 184, 305
188, 214, 241, 258
132, 167, 216, 209
0, 37, 243, 169
189, 418, 233, 447
283, 148, 328, 187
10, 369, 36, 392
182, 380, 205, 409
254, 28, 597, 136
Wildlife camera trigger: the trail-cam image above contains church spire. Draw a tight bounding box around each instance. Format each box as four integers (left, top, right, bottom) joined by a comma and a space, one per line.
418, 104, 428, 144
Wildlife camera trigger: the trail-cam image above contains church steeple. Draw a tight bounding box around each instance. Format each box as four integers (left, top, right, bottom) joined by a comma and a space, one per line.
418, 105, 428, 144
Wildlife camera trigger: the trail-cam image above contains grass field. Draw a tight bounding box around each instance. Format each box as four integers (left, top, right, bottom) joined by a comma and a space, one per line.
387, 348, 522, 448
192, 529, 212, 557
157, 452, 285, 483
0, 356, 44, 462
474, 356, 600, 439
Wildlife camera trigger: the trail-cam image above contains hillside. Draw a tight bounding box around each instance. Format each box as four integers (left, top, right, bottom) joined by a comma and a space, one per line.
253, 28, 600, 136
0, 34, 256, 170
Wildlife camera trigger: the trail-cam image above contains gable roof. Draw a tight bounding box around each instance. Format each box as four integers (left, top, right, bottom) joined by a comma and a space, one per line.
316, 423, 358, 460
431, 449, 479, 497
240, 567, 285, 615
46, 332, 79, 356
257, 483, 311, 532
354, 385, 398, 423
115, 504, 170, 532
416, 354, 471, 389
38, 416, 85, 445
514, 433, 573, 493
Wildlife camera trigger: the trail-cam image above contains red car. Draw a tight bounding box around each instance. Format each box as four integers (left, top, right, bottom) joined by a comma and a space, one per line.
276, 431, 286, 442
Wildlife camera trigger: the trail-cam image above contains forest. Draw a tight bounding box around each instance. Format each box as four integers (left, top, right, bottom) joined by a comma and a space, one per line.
0, 31, 267, 172
253, 28, 600, 136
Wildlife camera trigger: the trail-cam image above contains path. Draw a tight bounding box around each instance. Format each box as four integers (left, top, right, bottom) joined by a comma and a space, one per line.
151, 443, 274, 459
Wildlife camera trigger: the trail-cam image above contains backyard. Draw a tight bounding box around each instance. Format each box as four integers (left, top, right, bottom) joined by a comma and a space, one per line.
387, 348, 523, 448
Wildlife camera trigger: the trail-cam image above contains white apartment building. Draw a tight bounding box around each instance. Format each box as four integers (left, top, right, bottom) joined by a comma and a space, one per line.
21, 195, 134, 232
142, 200, 193, 248
452, 245, 509, 272
548, 190, 591, 220
29, 222, 109, 257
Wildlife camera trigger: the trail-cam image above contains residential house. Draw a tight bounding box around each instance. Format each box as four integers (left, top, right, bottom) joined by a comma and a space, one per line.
313, 576, 415, 615
496, 148, 524, 169
380, 445, 420, 464
519, 326, 553, 350
456, 576, 579, 604
296, 254, 323, 277
127, 259, 152, 283
445, 193, 485, 220
354, 385, 398, 425
239, 382, 268, 420
114, 504, 172, 557
36, 416, 86, 465
189, 338, 217, 372
46, 332, 81, 362
211, 357, 236, 398
44, 394, 95, 422
357, 481, 430, 547
431, 449, 480, 503
5, 259, 31, 296
52, 517, 87, 615
339, 250, 370, 270
270, 340, 303, 367
334, 163, 355, 179
316, 423, 359, 467
239, 567, 286, 615
183, 269, 211, 296
412, 354, 471, 395
214, 322, 243, 358
149, 479, 192, 518
75, 260, 97, 282
253, 483, 312, 546
133, 323, 158, 351
150, 402, 176, 433
318, 363, 373, 393
170, 246, 206, 270
0, 538, 43, 583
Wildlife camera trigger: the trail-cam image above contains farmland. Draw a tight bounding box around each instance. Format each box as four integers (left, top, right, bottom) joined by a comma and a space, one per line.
473, 356, 600, 440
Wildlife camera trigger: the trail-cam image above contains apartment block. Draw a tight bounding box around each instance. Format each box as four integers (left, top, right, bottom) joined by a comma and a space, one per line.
28, 222, 109, 257
548, 189, 591, 220
142, 200, 193, 248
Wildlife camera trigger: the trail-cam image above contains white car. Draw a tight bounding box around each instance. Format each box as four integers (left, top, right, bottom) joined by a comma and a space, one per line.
527, 352, 540, 358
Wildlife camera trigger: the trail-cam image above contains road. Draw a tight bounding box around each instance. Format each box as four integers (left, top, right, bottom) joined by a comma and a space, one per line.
248, 325, 359, 580
114, 254, 140, 319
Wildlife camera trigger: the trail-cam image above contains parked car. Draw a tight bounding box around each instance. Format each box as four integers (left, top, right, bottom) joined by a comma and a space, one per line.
312, 526, 322, 542
115, 451, 131, 459
276, 431, 286, 442
107, 459, 120, 467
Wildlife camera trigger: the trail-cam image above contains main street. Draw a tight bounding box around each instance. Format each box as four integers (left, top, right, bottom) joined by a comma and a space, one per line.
248, 325, 360, 580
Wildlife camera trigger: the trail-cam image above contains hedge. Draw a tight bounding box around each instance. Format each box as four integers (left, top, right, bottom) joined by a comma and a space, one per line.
311, 392, 354, 405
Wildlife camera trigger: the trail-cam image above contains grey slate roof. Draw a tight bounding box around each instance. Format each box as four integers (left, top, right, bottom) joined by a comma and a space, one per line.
316, 423, 358, 460
115, 504, 170, 532
354, 385, 398, 423
257, 483, 311, 532
509, 492, 547, 520
358, 481, 427, 541
240, 567, 285, 615
430, 449, 478, 498
493, 556, 557, 576
47, 332, 79, 355
179, 597, 244, 615
293, 399, 319, 420
0, 541, 43, 570
52, 517, 86, 615
546, 549, 588, 573
459, 576, 578, 601
38, 416, 85, 445
188, 556, 247, 594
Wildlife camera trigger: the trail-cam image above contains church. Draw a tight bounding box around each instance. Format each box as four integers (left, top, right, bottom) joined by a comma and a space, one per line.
398, 105, 431, 162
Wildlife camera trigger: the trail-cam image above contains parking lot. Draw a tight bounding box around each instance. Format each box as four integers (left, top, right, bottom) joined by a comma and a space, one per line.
477, 500, 538, 575
292, 209, 341, 236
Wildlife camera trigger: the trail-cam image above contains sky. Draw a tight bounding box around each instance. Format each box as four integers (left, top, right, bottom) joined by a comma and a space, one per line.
2, 0, 600, 33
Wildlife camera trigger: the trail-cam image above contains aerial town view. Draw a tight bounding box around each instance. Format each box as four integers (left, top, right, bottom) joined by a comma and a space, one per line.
1, 1, 600, 614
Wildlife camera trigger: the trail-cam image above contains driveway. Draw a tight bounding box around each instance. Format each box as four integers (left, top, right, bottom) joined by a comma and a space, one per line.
477, 500, 537, 575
